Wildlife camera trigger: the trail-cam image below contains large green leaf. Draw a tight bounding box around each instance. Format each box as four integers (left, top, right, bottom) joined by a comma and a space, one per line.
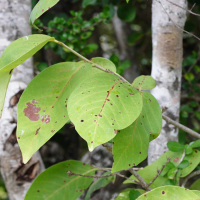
136, 186, 200, 200
25, 160, 97, 200
0, 34, 54, 117
68, 73, 142, 151
124, 151, 184, 188
17, 62, 92, 163
180, 149, 200, 177
84, 172, 115, 200
132, 76, 156, 90
112, 92, 162, 172
29, 0, 60, 29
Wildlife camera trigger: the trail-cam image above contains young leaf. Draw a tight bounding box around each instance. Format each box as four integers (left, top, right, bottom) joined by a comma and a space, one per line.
189, 140, 200, 148
84, 172, 115, 200
185, 146, 193, 155
160, 162, 175, 176
25, 160, 97, 200
167, 141, 185, 152
68, 73, 142, 151
132, 75, 156, 90
167, 167, 177, 179
177, 160, 189, 169
137, 186, 200, 200
179, 149, 200, 177
29, 0, 60, 29
124, 151, 184, 188
0, 34, 54, 117
17, 62, 92, 164
112, 92, 162, 172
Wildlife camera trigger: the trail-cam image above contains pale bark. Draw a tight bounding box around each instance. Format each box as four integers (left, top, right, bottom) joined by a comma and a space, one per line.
148, 0, 187, 164
0, 0, 45, 199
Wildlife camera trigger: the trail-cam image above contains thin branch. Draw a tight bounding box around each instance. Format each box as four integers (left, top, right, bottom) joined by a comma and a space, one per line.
129, 168, 151, 191
166, 0, 200, 17
156, 0, 200, 42
54, 40, 130, 84
181, 94, 200, 102
182, 170, 200, 187
147, 157, 171, 187
162, 114, 200, 139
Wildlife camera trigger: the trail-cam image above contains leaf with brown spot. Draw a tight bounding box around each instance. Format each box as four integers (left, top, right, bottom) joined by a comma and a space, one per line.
112, 92, 162, 172
137, 186, 200, 200
68, 73, 142, 151
132, 75, 156, 91
25, 160, 97, 200
17, 62, 92, 163
0, 34, 54, 117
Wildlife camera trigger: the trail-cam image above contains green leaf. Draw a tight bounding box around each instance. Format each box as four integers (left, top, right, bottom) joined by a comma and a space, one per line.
179, 149, 200, 177
160, 162, 175, 176
119, 61, 131, 70
68, 73, 142, 151
112, 92, 162, 172
184, 72, 194, 81
115, 189, 131, 200
127, 33, 143, 46
124, 151, 184, 188
177, 160, 189, 169
117, 4, 136, 22
190, 178, 200, 190
126, 0, 129, 3
37, 62, 48, 71
195, 112, 200, 120
137, 186, 200, 200
17, 62, 92, 163
29, 0, 60, 29
164, 179, 175, 186
132, 76, 156, 91
110, 54, 120, 66
167, 141, 185, 152
190, 140, 200, 148
129, 189, 141, 200
91, 57, 116, 73
167, 167, 177, 179
25, 160, 97, 200
82, 0, 97, 8
185, 146, 193, 155
84, 172, 115, 200
0, 34, 54, 117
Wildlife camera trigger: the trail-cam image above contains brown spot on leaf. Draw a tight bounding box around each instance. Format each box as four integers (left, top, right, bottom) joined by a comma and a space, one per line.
24, 102, 41, 121
116, 95, 119, 97
81, 120, 84, 122
45, 118, 50, 124
173, 157, 179, 163
162, 191, 165, 194
9, 69, 13, 75
36, 128, 40, 135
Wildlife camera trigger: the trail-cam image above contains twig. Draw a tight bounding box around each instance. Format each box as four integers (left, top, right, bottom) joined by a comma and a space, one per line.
181, 94, 200, 102
147, 157, 171, 187
156, 0, 200, 42
54, 40, 129, 84
182, 170, 200, 187
162, 114, 200, 139
129, 168, 151, 191
166, 0, 200, 17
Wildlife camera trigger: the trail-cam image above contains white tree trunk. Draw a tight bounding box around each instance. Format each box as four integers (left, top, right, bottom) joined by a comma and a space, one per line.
0, 0, 45, 199
148, 0, 187, 164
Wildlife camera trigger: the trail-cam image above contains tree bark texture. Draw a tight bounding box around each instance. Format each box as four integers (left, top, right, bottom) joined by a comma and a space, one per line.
148, 0, 187, 164
0, 0, 45, 199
